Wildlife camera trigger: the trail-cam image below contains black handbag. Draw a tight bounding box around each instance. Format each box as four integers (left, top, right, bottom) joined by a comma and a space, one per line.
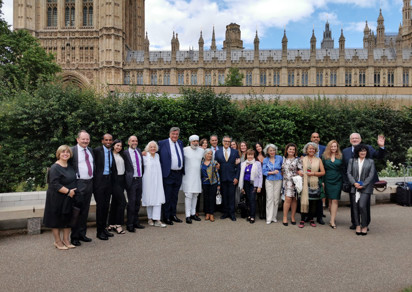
342, 182, 351, 193
308, 187, 321, 199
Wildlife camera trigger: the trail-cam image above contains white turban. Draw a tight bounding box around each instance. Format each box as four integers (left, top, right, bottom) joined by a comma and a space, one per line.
189, 135, 199, 142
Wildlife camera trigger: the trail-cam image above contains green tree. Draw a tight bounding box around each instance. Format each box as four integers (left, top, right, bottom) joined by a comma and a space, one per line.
224, 67, 244, 86
0, 16, 61, 92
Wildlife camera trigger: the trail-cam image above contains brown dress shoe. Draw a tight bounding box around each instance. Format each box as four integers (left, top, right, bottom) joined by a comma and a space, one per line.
210, 215, 215, 222
205, 214, 210, 220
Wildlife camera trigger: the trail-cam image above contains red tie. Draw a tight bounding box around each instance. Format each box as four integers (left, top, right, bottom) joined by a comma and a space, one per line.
84, 149, 93, 177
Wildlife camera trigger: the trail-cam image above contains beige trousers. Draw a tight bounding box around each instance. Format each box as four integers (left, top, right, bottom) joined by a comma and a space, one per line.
266, 180, 282, 222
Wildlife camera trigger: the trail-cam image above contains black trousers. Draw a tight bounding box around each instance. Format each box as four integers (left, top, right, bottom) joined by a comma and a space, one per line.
203, 183, 217, 214
93, 175, 112, 234
109, 175, 126, 226
350, 191, 371, 226
350, 192, 371, 228
71, 179, 93, 240
221, 181, 236, 217
126, 177, 142, 228
301, 199, 318, 221
162, 170, 183, 220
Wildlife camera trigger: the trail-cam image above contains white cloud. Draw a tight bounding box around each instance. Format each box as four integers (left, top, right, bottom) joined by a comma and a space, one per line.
2, 0, 13, 29
345, 21, 376, 33
318, 11, 339, 24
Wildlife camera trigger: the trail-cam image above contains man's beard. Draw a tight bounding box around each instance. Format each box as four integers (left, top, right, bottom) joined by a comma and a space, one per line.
191, 145, 198, 150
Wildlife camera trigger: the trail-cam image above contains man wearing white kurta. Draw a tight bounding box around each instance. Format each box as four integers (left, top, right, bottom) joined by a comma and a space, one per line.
182, 135, 204, 224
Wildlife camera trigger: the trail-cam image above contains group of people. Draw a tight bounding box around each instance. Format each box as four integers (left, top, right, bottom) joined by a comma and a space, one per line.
43, 128, 386, 250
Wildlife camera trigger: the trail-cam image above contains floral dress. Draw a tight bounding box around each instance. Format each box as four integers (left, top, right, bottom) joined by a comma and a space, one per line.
281, 157, 303, 198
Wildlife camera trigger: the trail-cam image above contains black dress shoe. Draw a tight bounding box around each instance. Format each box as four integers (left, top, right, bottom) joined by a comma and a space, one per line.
349, 225, 356, 230
190, 215, 201, 221
171, 216, 183, 223
230, 216, 237, 221
97, 233, 109, 240
164, 219, 174, 225
317, 219, 325, 225
79, 235, 92, 242
186, 217, 192, 224
103, 229, 114, 237
126, 226, 135, 232
71, 239, 81, 246
134, 223, 145, 229
220, 214, 228, 219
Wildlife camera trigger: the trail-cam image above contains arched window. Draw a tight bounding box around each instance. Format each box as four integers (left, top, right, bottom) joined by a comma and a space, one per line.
46, 0, 57, 27
83, 0, 93, 27
65, 0, 75, 27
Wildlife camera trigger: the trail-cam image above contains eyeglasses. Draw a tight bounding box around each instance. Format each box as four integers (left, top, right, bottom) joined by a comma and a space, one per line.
223, 140, 231, 143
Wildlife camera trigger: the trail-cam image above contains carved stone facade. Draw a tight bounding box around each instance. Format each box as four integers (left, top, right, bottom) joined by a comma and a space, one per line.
12, 0, 412, 89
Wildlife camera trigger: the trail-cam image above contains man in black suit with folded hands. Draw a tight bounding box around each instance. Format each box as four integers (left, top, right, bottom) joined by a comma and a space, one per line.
93, 133, 115, 240
123, 135, 145, 232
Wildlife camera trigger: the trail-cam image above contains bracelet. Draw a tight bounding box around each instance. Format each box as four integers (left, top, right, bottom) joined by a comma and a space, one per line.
66, 189, 71, 195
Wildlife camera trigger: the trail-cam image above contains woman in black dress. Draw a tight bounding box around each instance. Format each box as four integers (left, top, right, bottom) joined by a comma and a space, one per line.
43, 145, 77, 250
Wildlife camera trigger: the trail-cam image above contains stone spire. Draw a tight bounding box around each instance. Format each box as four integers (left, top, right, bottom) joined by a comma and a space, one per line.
321, 21, 334, 49
144, 31, 149, 53
363, 21, 370, 48
377, 9, 385, 47
339, 29, 345, 54
254, 30, 260, 51
310, 29, 316, 54
210, 26, 217, 50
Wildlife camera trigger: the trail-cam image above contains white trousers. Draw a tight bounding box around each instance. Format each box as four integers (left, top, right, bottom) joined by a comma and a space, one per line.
185, 192, 199, 217
266, 180, 282, 222
147, 205, 162, 221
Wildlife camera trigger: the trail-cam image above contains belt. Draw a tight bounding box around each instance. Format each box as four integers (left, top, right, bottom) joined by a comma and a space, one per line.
133, 177, 142, 180
171, 169, 182, 173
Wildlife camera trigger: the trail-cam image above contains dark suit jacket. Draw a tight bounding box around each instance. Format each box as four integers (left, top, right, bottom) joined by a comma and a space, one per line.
318, 144, 326, 157
347, 158, 376, 194
93, 146, 114, 176
69, 145, 95, 179
214, 147, 240, 182
158, 138, 185, 178
123, 148, 144, 189
342, 144, 386, 184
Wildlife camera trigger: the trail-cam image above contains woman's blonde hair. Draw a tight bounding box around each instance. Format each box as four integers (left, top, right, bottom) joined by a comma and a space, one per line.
322, 140, 342, 160
56, 145, 72, 159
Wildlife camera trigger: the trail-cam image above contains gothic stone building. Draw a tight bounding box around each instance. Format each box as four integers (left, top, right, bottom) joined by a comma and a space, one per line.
12, 0, 412, 89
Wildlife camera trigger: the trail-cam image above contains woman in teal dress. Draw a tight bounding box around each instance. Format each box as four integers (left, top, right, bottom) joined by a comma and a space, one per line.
322, 140, 344, 229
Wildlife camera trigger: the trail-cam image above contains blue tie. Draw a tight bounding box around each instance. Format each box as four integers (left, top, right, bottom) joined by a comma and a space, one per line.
174, 142, 182, 168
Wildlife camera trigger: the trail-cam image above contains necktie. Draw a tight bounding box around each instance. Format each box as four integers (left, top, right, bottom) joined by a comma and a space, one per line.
175, 143, 182, 168
134, 150, 141, 177
108, 149, 112, 173
225, 149, 229, 162
84, 149, 93, 177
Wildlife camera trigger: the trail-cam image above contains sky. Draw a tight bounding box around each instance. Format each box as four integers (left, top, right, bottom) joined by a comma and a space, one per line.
1, 0, 406, 50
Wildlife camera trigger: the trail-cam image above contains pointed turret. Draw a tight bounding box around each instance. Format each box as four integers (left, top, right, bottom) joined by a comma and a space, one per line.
321, 21, 334, 49
377, 9, 385, 48
254, 30, 260, 51
210, 26, 217, 50
310, 29, 316, 54
339, 29, 345, 56
144, 32, 149, 53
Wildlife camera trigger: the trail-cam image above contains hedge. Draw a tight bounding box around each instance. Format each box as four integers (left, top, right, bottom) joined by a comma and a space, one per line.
0, 83, 411, 192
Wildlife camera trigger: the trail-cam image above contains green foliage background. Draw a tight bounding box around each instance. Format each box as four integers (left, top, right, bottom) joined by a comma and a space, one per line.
0, 83, 411, 192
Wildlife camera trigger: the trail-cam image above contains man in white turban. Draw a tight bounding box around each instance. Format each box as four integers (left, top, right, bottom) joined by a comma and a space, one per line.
182, 135, 204, 224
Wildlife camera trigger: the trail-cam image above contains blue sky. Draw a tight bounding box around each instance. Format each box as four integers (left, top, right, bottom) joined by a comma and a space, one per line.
1, 0, 406, 50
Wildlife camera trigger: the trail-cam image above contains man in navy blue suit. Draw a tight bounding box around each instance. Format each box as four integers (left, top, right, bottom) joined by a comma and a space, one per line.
214, 136, 240, 221
310, 132, 326, 224
158, 127, 185, 225
342, 133, 386, 229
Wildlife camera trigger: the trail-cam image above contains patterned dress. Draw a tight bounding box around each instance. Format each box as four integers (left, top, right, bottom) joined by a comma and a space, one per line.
281, 157, 303, 198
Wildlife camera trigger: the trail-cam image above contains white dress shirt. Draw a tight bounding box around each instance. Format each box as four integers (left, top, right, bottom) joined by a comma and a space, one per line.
169, 138, 183, 170
128, 148, 142, 177
77, 144, 94, 179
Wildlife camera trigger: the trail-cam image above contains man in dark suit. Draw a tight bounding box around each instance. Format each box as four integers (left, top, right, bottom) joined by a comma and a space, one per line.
310, 132, 326, 225
93, 133, 114, 240
342, 133, 386, 229
158, 127, 185, 225
69, 130, 95, 246
123, 135, 145, 232
214, 136, 240, 221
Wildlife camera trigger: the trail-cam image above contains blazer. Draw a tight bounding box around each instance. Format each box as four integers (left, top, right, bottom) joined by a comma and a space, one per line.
342, 144, 386, 183
158, 138, 185, 178
123, 148, 144, 189
214, 147, 240, 182
347, 158, 376, 194
111, 151, 126, 185
318, 144, 326, 157
93, 146, 114, 182
69, 145, 95, 179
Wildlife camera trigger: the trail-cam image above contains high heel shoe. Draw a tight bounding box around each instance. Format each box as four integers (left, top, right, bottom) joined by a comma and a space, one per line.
62, 241, 76, 249
356, 232, 362, 236
54, 242, 68, 250
209, 215, 215, 222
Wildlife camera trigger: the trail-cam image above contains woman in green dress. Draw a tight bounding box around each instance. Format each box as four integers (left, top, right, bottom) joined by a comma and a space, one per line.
322, 140, 344, 229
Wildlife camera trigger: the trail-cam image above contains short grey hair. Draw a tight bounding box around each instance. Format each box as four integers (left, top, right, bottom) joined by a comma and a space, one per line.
264, 144, 278, 156
350, 133, 361, 140
128, 135, 137, 143
169, 127, 180, 134
77, 130, 90, 139
302, 142, 319, 154
203, 148, 213, 159
222, 135, 231, 143
144, 141, 159, 152
210, 134, 218, 140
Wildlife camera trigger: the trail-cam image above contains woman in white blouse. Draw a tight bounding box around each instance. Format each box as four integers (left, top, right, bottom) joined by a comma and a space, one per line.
142, 141, 167, 227
108, 139, 127, 234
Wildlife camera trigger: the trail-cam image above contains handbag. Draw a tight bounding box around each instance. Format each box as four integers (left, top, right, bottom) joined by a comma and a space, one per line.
216, 190, 222, 205
342, 182, 351, 193
308, 187, 321, 199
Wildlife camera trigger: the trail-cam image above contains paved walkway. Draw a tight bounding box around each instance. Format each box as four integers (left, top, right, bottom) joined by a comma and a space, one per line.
0, 204, 411, 292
